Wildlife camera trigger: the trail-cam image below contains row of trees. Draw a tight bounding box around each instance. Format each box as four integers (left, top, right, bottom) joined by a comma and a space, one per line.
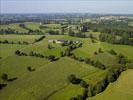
1, 73, 17, 84
60, 43, 83, 57
68, 29, 86, 38
15, 50, 44, 58
0, 28, 26, 34
27, 66, 35, 72
48, 30, 60, 35
0, 28, 42, 35
69, 65, 126, 100
0, 40, 29, 45
99, 33, 133, 45
34, 35, 46, 43
15, 50, 58, 62
19, 23, 42, 34
85, 58, 106, 70
0, 73, 17, 90
69, 53, 106, 70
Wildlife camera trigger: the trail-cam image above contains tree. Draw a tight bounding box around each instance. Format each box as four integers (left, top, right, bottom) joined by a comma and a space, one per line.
85, 58, 91, 64
3, 40, 8, 44
48, 44, 52, 49
93, 83, 103, 95
68, 29, 75, 36
81, 25, 88, 32
60, 51, 64, 57
68, 74, 77, 84
98, 48, 103, 53
89, 34, 94, 39
15, 50, 21, 55
94, 61, 105, 70
1, 73, 8, 81
27, 66, 35, 72
64, 48, 71, 56
76, 95, 84, 100
118, 53, 128, 65
67, 74, 81, 84
108, 49, 117, 55
94, 51, 98, 55
80, 80, 88, 88
88, 86, 93, 97
48, 55, 56, 61
0, 83, 7, 90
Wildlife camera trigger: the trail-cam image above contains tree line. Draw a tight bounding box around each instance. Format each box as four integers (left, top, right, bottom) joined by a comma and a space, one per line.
0, 40, 29, 45
15, 50, 58, 62
69, 65, 126, 100
99, 33, 133, 46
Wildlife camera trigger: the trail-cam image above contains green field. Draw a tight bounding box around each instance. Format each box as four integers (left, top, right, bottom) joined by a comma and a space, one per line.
0, 35, 42, 43
0, 23, 28, 33
87, 70, 133, 100
0, 22, 133, 100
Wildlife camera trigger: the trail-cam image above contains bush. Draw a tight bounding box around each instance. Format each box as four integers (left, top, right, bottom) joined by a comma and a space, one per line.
108, 49, 117, 55
118, 53, 128, 65
15, 50, 21, 55
98, 48, 103, 53
7, 77, 17, 82
34, 36, 45, 42
60, 51, 65, 57
76, 95, 84, 100
47, 55, 56, 61
84, 58, 91, 64
48, 44, 52, 49
68, 74, 77, 84
67, 74, 81, 84
94, 61, 106, 70
80, 80, 88, 88
0, 83, 7, 90
27, 66, 35, 72
94, 51, 98, 55
1, 73, 8, 81
93, 82, 103, 95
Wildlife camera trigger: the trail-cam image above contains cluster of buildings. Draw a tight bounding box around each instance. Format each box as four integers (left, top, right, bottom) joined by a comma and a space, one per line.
48, 39, 80, 44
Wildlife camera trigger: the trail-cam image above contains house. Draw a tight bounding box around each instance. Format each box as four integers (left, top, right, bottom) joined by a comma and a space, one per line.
48, 39, 80, 44
48, 40, 70, 44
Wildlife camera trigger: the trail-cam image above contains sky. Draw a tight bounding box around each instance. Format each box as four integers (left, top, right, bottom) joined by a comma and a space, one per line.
1, 0, 133, 14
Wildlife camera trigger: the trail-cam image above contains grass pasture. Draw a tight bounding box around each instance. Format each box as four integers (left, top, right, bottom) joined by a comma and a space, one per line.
0, 33, 133, 100
0, 23, 28, 33
0, 57, 99, 100
87, 70, 133, 100
0, 35, 42, 43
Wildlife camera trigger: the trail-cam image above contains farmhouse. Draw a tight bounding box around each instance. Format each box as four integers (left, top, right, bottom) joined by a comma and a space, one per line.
48, 40, 80, 44
48, 40, 70, 44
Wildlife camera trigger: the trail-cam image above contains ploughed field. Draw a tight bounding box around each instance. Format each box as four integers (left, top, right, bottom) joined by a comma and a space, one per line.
0, 22, 133, 100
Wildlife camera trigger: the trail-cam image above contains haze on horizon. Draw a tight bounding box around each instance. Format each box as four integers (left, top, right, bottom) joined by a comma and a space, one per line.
1, 0, 133, 14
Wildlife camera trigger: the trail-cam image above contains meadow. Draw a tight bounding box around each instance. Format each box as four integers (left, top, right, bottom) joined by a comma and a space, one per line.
0, 22, 133, 100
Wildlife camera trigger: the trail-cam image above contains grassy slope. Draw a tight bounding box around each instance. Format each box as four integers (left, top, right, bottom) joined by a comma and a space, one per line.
0, 32, 133, 100
0, 33, 99, 100
0, 35, 42, 43
0, 44, 26, 58
73, 39, 118, 67
101, 42, 133, 60
87, 70, 133, 100
0, 57, 98, 100
0, 23, 28, 33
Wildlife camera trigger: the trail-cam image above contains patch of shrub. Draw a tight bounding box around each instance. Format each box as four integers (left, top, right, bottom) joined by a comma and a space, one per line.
1, 73, 8, 81
80, 80, 88, 88
27, 66, 35, 72
67, 74, 81, 84
7, 77, 18, 82
0, 83, 7, 90
34, 35, 45, 43
108, 49, 117, 55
